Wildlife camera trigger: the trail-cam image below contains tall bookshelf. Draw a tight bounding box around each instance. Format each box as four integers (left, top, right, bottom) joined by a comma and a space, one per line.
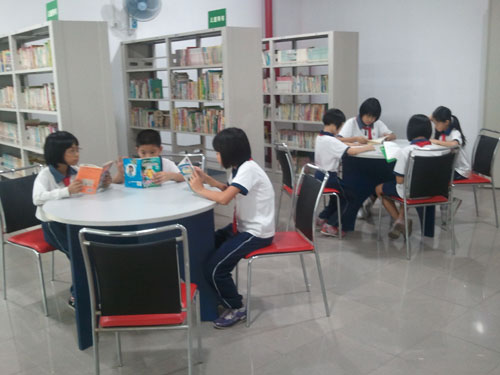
122, 27, 264, 170
262, 31, 358, 173
0, 21, 118, 177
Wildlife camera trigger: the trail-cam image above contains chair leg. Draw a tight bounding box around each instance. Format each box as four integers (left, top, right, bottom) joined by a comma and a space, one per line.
1, 240, 6, 300
195, 291, 202, 364
235, 263, 239, 289
94, 331, 100, 375
115, 332, 123, 367
336, 194, 342, 239
299, 254, 310, 292
187, 310, 193, 375
491, 183, 499, 228
473, 185, 479, 216
404, 204, 410, 260
276, 189, 283, 230
314, 252, 330, 317
246, 258, 254, 327
377, 203, 382, 241
35, 253, 49, 316
51, 251, 55, 281
422, 207, 426, 240
450, 203, 456, 255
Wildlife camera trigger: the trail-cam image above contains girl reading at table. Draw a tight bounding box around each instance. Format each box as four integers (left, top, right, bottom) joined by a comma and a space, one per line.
33, 131, 111, 309
189, 127, 274, 328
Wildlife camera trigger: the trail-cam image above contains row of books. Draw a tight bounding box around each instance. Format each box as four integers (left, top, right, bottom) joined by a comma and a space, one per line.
277, 130, 319, 150
263, 74, 329, 94
173, 45, 222, 66
23, 83, 56, 111
130, 108, 170, 129
0, 86, 15, 108
18, 41, 52, 70
24, 120, 57, 149
276, 103, 326, 122
0, 121, 18, 144
0, 153, 23, 170
172, 107, 224, 134
273, 47, 328, 65
129, 79, 163, 99
0, 50, 12, 72
171, 71, 223, 100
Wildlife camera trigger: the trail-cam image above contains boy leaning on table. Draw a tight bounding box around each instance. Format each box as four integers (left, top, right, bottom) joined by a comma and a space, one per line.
112, 129, 184, 184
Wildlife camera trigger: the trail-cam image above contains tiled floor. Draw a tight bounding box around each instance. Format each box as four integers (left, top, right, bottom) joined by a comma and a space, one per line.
1, 185, 500, 374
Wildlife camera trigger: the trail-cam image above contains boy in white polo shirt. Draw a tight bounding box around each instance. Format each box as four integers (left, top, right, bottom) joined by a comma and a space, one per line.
315, 109, 374, 237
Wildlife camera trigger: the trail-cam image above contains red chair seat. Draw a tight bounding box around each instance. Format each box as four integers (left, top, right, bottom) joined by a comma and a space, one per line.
245, 232, 313, 259
100, 283, 197, 328
453, 173, 491, 185
283, 185, 293, 195
390, 195, 449, 205
7, 228, 56, 254
323, 188, 340, 195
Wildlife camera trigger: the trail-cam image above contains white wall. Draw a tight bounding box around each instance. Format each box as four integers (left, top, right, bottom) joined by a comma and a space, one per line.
0, 0, 263, 155
274, 0, 490, 156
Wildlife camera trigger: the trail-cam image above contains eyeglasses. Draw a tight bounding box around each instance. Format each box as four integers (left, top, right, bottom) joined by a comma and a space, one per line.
66, 147, 82, 155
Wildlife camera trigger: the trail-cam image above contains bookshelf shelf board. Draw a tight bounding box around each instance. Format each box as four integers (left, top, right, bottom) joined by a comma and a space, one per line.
0, 139, 20, 148
274, 119, 323, 125
172, 129, 217, 137
130, 126, 170, 131
169, 64, 223, 71
15, 67, 53, 74
18, 109, 58, 115
0, 107, 17, 112
22, 145, 44, 154
0, 71, 13, 76
273, 92, 328, 96
126, 68, 168, 73
171, 99, 224, 104
273, 62, 328, 68
128, 98, 169, 102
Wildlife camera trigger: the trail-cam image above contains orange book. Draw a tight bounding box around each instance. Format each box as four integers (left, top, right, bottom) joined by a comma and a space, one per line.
76, 161, 113, 194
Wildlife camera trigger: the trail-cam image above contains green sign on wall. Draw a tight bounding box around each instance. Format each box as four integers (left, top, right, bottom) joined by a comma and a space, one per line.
46, 0, 59, 21
208, 8, 226, 28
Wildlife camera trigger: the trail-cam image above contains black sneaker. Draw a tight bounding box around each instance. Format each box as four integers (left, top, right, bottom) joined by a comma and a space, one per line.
68, 296, 76, 310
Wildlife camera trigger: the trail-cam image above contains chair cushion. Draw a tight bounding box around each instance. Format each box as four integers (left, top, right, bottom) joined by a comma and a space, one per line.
245, 231, 314, 259
390, 195, 449, 205
99, 283, 197, 328
453, 173, 491, 185
283, 185, 293, 195
323, 187, 340, 195
7, 228, 56, 254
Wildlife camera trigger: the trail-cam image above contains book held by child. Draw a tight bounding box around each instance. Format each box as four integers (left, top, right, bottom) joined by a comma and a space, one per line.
177, 156, 194, 189
76, 161, 113, 194
123, 156, 162, 188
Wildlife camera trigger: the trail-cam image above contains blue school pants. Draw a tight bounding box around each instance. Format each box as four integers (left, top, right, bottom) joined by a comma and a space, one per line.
315, 171, 353, 227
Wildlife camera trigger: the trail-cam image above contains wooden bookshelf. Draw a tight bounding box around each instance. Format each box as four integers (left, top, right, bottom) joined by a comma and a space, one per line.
262, 31, 358, 172
122, 27, 264, 170
0, 21, 118, 172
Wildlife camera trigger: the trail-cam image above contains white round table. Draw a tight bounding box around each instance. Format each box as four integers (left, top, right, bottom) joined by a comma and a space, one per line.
351, 139, 409, 159
43, 182, 218, 350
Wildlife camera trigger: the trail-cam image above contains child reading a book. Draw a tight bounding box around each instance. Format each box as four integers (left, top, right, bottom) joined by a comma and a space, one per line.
113, 129, 184, 184
189, 128, 275, 328
32, 131, 111, 309
315, 109, 374, 237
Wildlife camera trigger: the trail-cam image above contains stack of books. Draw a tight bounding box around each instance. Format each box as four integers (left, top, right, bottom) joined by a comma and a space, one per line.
0, 86, 15, 108
24, 119, 57, 148
172, 106, 224, 134
130, 108, 169, 129
0, 50, 12, 72
275, 47, 328, 64
0, 121, 18, 144
0, 153, 23, 170
173, 46, 222, 66
276, 103, 326, 122
23, 83, 56, 111
171, 71, 223, 100
17, 41, 52, 69
129, 79, 163, 99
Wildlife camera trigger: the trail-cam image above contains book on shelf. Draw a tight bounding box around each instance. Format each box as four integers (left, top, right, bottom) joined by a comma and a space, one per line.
0, 121, 18, 144
76, 161, 113, 194
130, 108, 169, 129
23, 83, 56, 111
173, 45, 222, 66
123, 156, 162, 188
262, 50, 271, 66
275, 47, 328, 64
177, 156, 194, 190
17, 41, 52, 70
277, 129, 319, 150
173, 106, 224, 134
0, 153, 23, 170
268, 74, 328, 94
129, 78, 163, 99
171, 70, 223, 100
24, 119, 57, 148
0, 86, 15, 108
276, 103, 326, 122
0, 50, 12, 72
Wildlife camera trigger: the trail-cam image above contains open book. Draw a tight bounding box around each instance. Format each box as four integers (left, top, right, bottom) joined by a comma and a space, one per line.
123, 156, 162, 188
367, 136, 387, 145
177, 156, 194, 190
76, 161, 113, 194
380, 141, 401, 163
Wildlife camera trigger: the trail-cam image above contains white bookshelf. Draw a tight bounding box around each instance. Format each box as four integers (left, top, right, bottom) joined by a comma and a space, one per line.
262, 31, 358, 172
0, 21, 118, 176
122, 27, 264, 170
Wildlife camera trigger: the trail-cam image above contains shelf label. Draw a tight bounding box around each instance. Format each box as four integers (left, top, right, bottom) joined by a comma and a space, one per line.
208, 8, 226, 28
46, 0, 59, 21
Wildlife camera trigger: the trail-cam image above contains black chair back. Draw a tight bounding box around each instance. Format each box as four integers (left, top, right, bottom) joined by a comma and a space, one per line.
294, 164, 328, 242
472, 134, 499, 177
406, 148, 457, 199
0, 174, 40, 234
275, 143, 294, 191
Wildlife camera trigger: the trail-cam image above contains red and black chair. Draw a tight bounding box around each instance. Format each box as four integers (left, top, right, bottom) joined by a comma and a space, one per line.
243, 163, 330, 327
453, 128, 499, 228
79, 224, 201, 375
0, 165, 56, 316
377, 147, 458, 259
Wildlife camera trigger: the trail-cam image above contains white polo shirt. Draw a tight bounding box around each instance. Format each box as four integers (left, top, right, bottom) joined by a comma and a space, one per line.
339, 117, 392, 140
433, 129, 471, 178
229, 160, 275, 238
162, 157, 180, 173
314, 131, 349, 173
